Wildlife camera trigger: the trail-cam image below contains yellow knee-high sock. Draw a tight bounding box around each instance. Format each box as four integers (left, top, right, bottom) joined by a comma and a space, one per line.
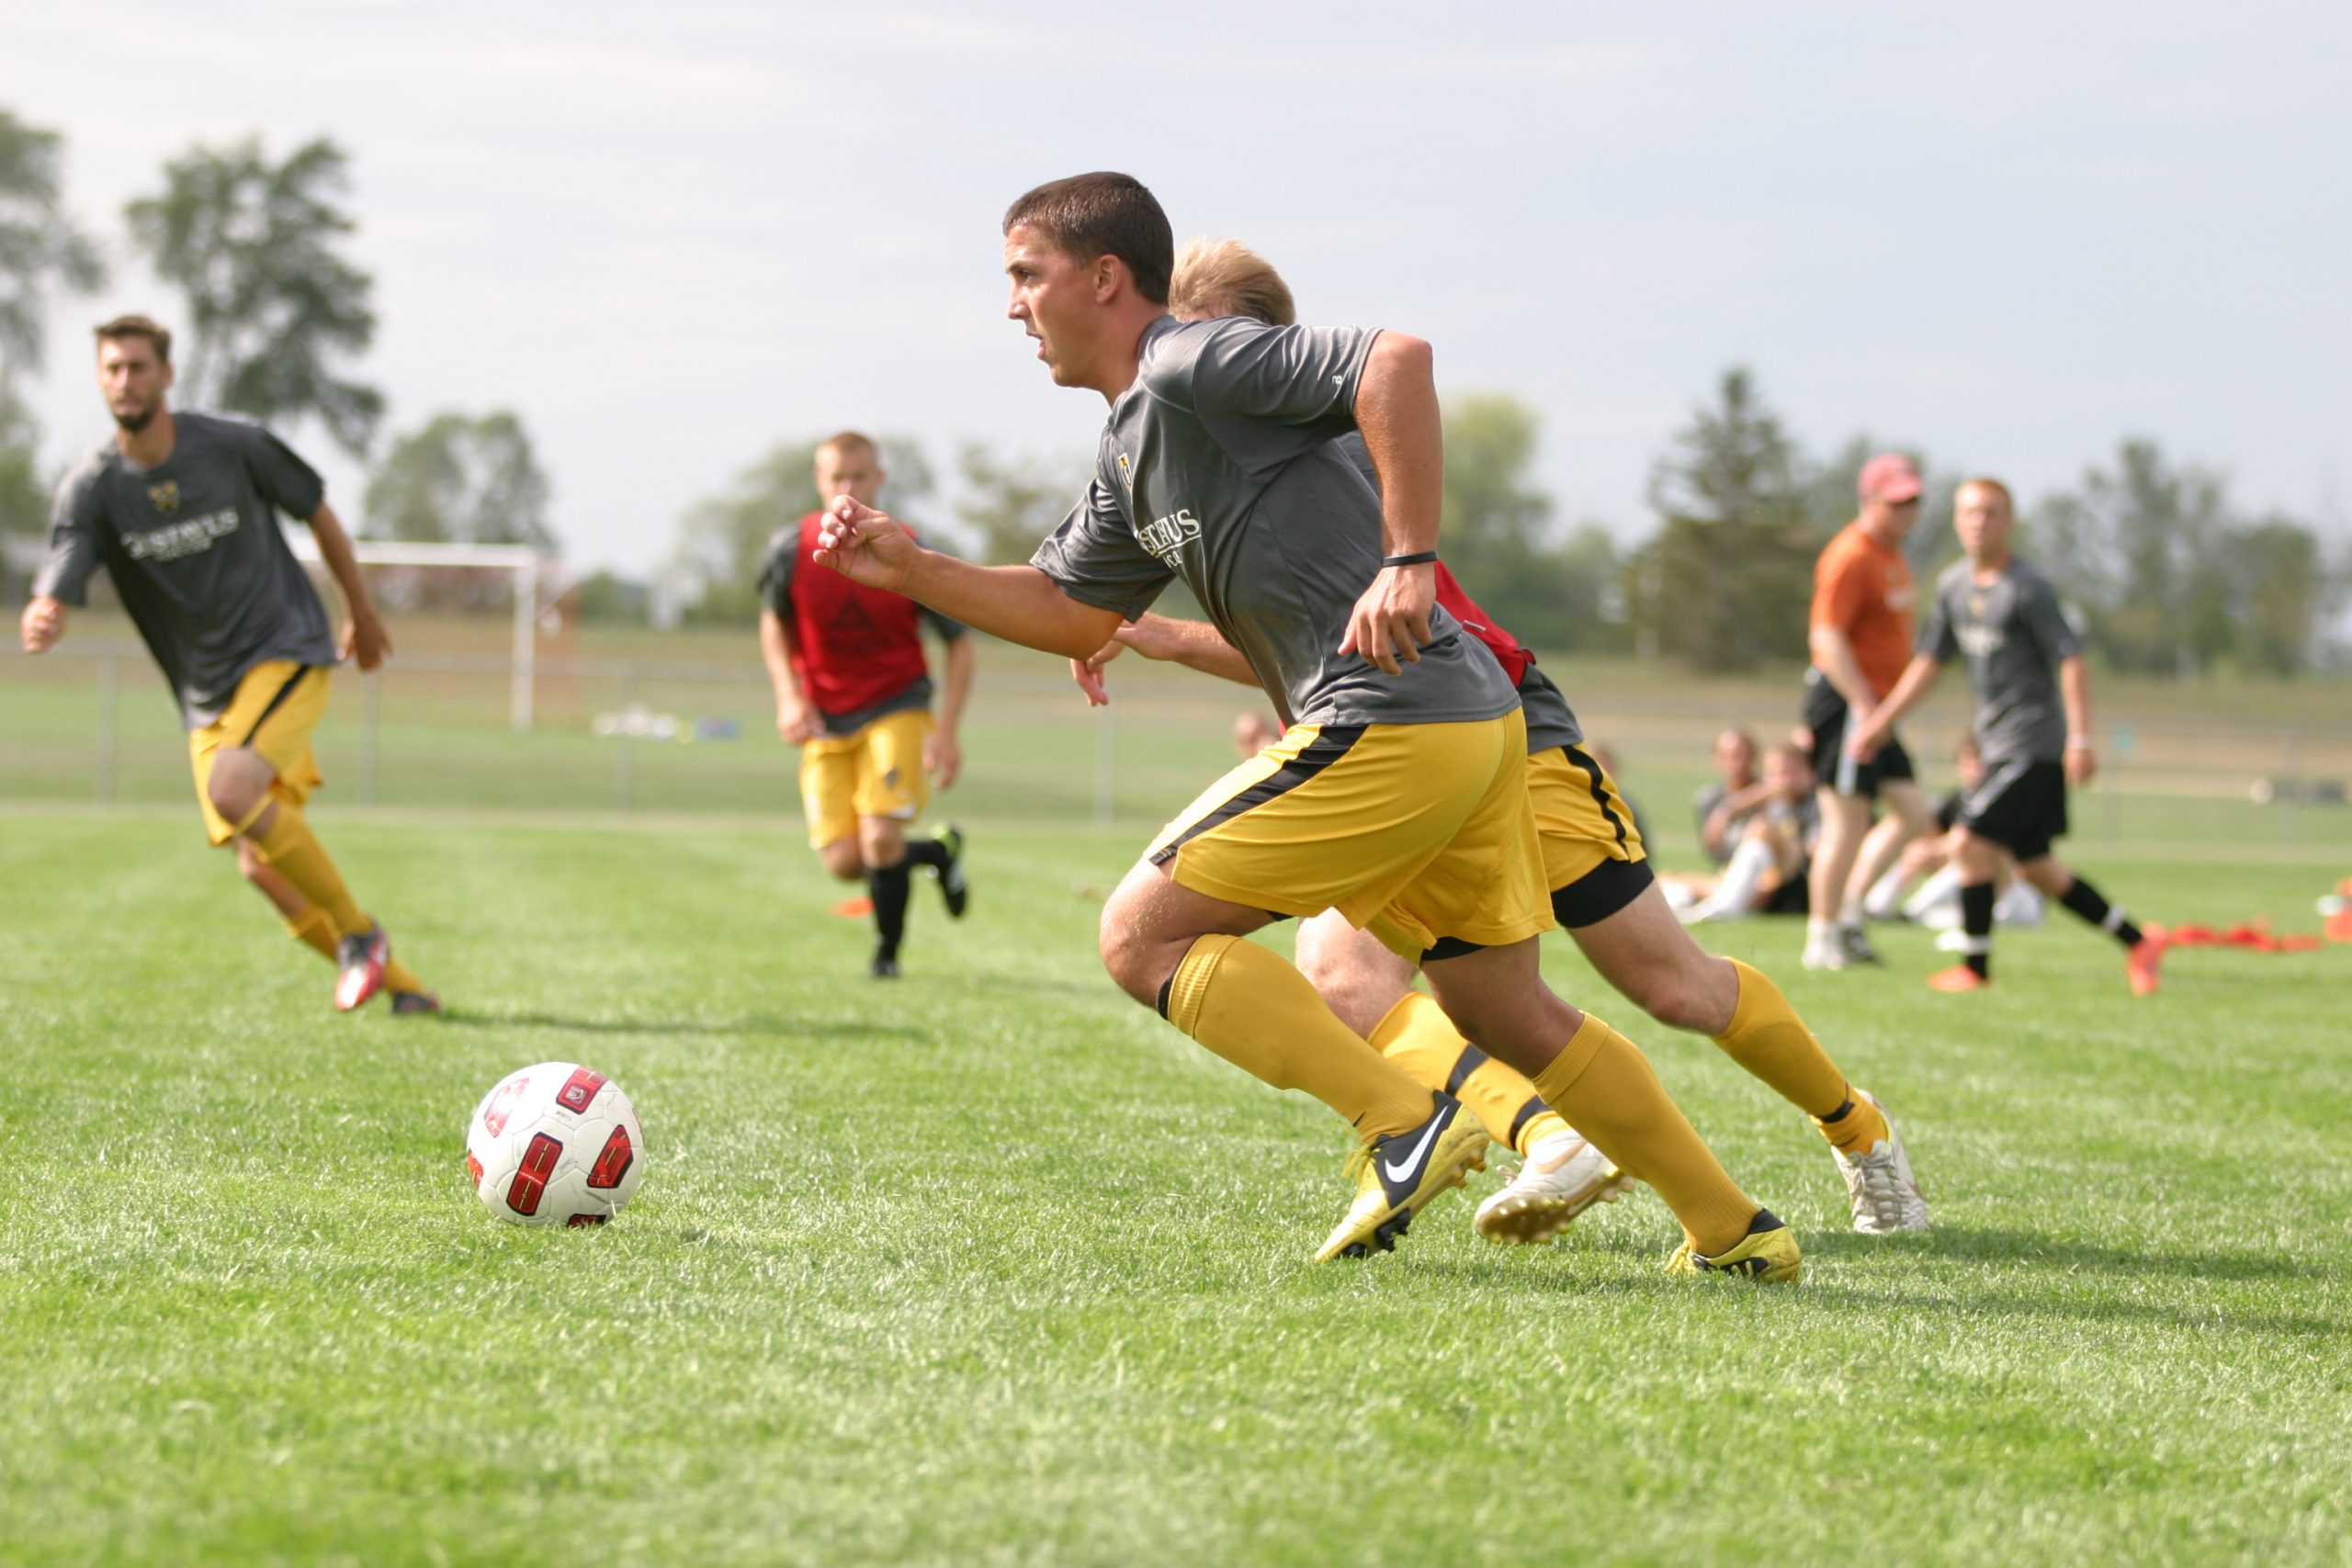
1713, 960, 1887, 1154
249, 807, 367, 936
1164, 935, 1435, 1141
1369, 992, 1568, 1156
283, 903, 426, 993
1532, 1013, 1760, 1255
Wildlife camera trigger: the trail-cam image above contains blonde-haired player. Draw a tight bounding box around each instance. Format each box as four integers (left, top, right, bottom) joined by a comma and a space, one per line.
757, 432, 973, 978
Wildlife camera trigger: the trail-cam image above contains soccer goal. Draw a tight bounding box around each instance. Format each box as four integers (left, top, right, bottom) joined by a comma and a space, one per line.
285, 535, 555, 731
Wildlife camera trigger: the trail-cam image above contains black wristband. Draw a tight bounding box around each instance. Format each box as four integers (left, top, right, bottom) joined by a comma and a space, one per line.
1381, 551, 1439, 568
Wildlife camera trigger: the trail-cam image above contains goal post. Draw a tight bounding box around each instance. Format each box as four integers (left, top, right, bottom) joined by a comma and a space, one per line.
285, 535, 554, 732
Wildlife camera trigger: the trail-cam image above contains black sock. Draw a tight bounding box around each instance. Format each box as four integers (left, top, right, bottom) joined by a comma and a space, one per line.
869, 863, 911, 959
2059, 876, 2141, 947
1960, 882, 1996, 978
901, 838, 950, 872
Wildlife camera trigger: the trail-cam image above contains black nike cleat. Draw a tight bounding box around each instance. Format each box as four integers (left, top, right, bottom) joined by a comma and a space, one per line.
1314, 1092, 1487, 1262
930, 823, 968, 919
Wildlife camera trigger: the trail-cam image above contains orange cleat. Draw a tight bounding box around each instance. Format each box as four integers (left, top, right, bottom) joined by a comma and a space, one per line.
1927, 964, 1990, 993
2127, 925, 2169, 996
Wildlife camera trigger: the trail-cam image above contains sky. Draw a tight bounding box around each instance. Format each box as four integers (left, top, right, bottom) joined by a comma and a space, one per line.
6, 1, 2348, 578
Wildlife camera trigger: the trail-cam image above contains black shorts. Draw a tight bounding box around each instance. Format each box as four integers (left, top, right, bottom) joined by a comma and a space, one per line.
1957, 758, 2068, 863
1804, 675, 1915, 798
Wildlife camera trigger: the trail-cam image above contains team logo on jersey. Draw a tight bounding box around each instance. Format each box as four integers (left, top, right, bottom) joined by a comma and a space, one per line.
1115, 453, 1133, 493
1135, 508, 1201, 567
1968, 592, 1988, 617
147, 481, 179, 514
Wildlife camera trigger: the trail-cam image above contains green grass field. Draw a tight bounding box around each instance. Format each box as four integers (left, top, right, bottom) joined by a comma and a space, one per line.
4, 786, 2350, 1564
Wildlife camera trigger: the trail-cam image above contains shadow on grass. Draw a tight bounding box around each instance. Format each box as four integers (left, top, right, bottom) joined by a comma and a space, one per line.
435, 1010, 928, 1043
1800, 1222, 2320, 1283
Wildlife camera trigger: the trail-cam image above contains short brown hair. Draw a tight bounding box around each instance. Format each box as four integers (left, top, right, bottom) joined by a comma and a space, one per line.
96, 314, 172, 365
815, 430, 877, 462
1002, 172, 1171, 306
1170, 238, 1295, 326
1957, 476, 2015, 513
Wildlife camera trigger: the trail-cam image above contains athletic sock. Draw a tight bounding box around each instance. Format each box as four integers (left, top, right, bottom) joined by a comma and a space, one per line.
1959, 882, 1996, 977
1368, 991, 1558, 1153
1837, 896, 1865, 931
1710, 959, 1886, 1150
249, 808, 367, 936
1805, 915, 1836, 949
1530, 1013, 1760, 1255
868, 863, 911, 961
1689, 838, 1773, 921
901, 838, 951, 873
2059, 876, 2142, 947
286, 905, 427, 993
1162, 935, 1433, 1140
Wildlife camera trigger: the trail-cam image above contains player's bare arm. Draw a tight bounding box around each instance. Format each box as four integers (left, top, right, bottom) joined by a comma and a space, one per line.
757, 607, 820, 742
815, 496, 1122, 660
1813, 624, 1882, 728
1342, 332, 1441, 676
19, 594, 68, 653
309, 502, 391, 671
2059, 653, 2097, 786
928, 631, 975, 789
1849, 651, 1944, 758
1071, 614, 1261, 706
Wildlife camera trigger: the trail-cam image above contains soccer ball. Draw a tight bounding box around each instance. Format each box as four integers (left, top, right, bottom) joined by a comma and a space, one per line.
465, 1062, 644, 1227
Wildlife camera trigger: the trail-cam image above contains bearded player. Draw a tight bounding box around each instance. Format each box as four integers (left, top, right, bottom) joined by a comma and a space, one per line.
21, 315, 436, 1014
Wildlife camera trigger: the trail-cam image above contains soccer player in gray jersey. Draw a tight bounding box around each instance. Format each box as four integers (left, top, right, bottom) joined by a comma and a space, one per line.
1070, 236, 1925, 1240
20, 315, 436, 1014
814, 172, 1798, 1279
1851, 478, 2166, 995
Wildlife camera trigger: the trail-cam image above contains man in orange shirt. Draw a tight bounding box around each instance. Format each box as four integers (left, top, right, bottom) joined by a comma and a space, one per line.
1800, 454, 1937, 972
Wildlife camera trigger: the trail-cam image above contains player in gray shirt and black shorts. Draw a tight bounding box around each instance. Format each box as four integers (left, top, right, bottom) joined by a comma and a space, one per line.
1851, 479, 2166, 996
810, 172, 1795, 1280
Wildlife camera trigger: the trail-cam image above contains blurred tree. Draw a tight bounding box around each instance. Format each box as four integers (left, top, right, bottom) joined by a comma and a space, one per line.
1438, 393, 1585, 645
2037, 440, 2234, 676
363, 411, 555, 549
570, 570, 650, 625
1636, 367, 1817, 670
1, 108, 106, 389
2226, 514, 2333, 677
0, 384, 46, 540
954, 442, 1088, 565
125, 136, 380, 456
668, 434, 932, 623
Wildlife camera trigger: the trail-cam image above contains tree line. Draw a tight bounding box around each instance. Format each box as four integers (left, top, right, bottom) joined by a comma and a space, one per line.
6, 108, 2343, 672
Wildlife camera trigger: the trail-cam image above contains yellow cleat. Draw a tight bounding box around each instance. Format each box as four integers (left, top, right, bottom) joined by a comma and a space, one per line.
1314, 1094, 1487, 1262
1664, 1209, 1804, 1283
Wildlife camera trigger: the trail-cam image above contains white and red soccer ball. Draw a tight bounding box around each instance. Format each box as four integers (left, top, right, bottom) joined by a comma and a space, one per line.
465, 1062, 644, 1227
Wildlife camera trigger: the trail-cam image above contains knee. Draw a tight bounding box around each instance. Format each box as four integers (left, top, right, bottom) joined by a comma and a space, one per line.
815, 840, 865, 880
1095, 911, 1171, 1010
1620, 955, 1720, 1034
206, 749, 270, 828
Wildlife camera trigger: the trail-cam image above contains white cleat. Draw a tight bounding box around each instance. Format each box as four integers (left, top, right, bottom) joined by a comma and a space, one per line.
1473, 1129, 1636, 1246
1834, 1089, 1928, 1235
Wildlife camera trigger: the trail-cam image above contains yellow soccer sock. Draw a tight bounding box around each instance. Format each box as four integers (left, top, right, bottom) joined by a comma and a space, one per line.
384, 958, 428, 996
1532, 1013, 1761, 1255
1369, 991, 1560, 1154
250, 807, 368, 936
1164, 935, 1434, 1141
284, 907, 338, 960
1712, 960, 1886, 1155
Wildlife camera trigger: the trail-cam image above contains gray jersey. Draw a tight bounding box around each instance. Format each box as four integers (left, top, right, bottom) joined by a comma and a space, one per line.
1919, 556, 2082, 764
35, 412, 334, 728
1030, 316, 1518, 731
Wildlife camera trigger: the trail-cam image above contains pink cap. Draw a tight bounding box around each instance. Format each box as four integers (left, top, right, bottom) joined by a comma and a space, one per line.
1859, 453, 1924, 502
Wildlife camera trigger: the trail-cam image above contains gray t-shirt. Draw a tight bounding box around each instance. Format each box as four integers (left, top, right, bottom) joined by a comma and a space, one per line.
1030, 315, 1518, 731
36, 412, 335, 728
1918, 556, 2082, 764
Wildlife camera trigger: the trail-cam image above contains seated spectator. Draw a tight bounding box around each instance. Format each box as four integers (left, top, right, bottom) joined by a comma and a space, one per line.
1664, 742, 1820, 922
1690, 728, 1763, 867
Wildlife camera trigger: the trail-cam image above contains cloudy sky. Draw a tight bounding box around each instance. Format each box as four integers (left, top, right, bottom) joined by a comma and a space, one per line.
7, 1, 2347, 575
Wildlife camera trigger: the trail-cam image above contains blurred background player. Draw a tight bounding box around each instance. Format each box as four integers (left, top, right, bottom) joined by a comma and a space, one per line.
1800, 453, 1938, 971
1073, 234, 1926, 1241
758, 432, 972, 979
1861, 733, 2043, 931
1666, 742, 1820, 923
19, 315, 436, 1014
1851, 478, 2165, 994
1691, 727, 1762, 869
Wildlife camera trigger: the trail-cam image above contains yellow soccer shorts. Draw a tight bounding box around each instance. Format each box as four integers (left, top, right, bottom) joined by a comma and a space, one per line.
189, 660, 331, 845
1145, 710, 1553, 961
800, 707, 933, 849
1528, 743, 1655, 928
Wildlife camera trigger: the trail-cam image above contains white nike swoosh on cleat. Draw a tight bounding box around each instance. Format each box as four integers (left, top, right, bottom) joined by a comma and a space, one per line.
1381, 1115, 1447, 1185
